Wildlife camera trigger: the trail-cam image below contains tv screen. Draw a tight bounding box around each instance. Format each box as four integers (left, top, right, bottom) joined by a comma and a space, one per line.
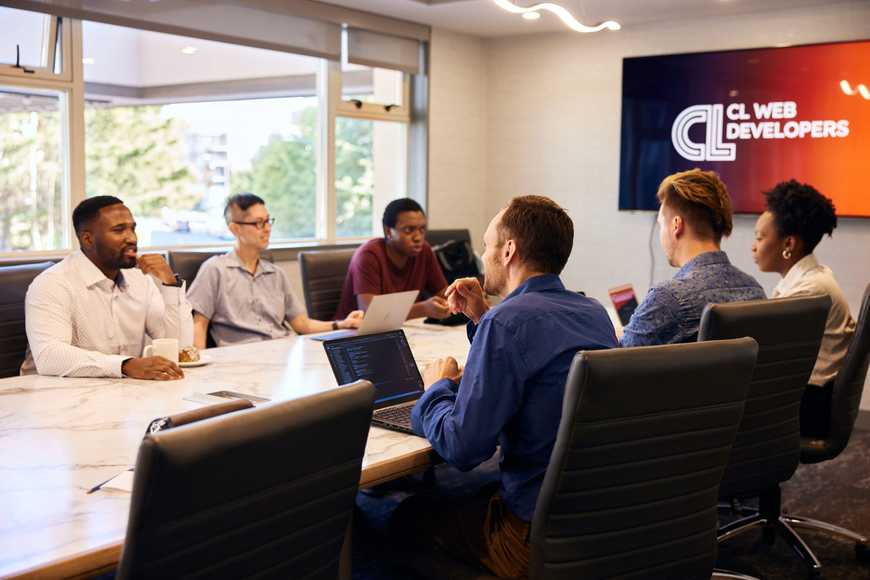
619, 40, 870, 217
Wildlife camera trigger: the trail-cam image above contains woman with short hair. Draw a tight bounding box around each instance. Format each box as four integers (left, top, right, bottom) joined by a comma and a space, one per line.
752, 179, 856, 437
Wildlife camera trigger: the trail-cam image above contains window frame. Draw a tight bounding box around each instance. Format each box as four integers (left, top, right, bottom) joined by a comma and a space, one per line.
333, 66, 412, 240
0, 17, 82, 258
0, 9, 419, 259
0, 13, 71, 82
337, 70, 412, 123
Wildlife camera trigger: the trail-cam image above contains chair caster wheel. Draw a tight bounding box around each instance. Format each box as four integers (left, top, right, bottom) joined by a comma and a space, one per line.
857, 542, 870, 563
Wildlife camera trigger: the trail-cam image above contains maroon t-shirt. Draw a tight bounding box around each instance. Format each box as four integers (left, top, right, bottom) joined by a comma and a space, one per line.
334, 238, 448, 319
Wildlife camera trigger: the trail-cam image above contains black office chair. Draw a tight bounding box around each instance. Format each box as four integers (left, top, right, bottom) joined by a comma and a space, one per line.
143, 398, 253, 435
698, 295, 832, 576
530, 339, 758, 579
398, 340, 760, 580
783, 283, 870, 561
299, 249, 356, 320
0, 261, 53, 378
116, 381, 375, 580
167, 250, 222, 287
425, 228, 472, 248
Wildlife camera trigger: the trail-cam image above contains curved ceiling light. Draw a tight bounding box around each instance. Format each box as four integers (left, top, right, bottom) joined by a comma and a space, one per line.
493, 0, 621, 32
840, 80, 870, 100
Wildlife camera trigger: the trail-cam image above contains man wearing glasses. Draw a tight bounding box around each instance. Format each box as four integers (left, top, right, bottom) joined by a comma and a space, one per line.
187, 193, 363, 348
335, 198, 451, 320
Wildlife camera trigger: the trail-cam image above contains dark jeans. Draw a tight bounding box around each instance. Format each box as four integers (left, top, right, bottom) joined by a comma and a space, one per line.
390, 483, 531, 578
800, 383, 833, 438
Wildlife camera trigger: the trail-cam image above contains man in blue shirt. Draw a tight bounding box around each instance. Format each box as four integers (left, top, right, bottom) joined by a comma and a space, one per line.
395, 195, 617, 578
621, 169, 765, 346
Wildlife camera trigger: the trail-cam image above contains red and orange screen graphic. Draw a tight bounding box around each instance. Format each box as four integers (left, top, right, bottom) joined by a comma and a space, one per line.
620, 40, 870, 217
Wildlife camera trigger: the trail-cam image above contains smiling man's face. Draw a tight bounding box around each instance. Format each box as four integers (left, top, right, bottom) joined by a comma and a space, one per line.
82, 203, 138, 270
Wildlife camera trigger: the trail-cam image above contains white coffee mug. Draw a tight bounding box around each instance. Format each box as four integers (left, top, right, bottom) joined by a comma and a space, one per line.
143, 338, 179, 363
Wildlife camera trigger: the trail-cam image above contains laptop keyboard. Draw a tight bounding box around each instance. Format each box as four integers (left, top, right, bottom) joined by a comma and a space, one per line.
373, 405, 413, 431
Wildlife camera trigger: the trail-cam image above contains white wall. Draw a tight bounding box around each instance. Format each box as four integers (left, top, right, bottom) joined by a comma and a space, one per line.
427, 28, 489, 250
427, 1, 870, 408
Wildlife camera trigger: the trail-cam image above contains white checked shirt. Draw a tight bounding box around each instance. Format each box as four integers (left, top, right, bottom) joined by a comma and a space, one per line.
773, 254, 856, 387
22, 250, 193, 378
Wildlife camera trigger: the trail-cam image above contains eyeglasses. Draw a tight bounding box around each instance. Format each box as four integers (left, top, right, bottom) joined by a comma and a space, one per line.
233, 217, 276, 230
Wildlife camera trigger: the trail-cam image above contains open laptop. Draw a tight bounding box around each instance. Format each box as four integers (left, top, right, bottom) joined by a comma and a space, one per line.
323, 330, 424, 434
310, 290, 418, 341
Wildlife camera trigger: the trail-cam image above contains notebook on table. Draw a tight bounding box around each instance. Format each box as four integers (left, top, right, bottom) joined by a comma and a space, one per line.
323, 330, 424, 435
310, 290, 418, 341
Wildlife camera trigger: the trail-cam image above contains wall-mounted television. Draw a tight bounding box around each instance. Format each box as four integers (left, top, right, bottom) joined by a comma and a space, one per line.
619, 40, 870, 218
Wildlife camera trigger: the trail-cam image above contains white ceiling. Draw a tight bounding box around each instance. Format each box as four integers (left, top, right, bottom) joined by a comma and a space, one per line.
322, 0, 863, 37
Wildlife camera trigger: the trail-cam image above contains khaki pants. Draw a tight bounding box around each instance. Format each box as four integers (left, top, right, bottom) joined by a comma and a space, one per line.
391, 484, 531, 578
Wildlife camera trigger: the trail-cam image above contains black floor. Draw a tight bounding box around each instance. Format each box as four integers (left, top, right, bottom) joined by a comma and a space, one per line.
353, 428, 870, 580
716, 428, 870, 580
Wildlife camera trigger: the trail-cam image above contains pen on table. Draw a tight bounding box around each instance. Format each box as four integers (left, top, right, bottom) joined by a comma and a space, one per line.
87, 468, 134, 494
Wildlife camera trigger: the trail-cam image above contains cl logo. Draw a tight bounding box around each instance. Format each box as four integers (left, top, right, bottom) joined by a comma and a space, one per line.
671, 104, 736, 162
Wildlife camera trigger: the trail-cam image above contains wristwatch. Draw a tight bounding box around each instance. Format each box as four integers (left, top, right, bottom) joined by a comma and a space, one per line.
332, 321, 339, 331
162, 273, 183, 288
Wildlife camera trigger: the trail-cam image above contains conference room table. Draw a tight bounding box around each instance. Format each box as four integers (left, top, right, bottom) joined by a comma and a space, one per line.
0, 320, 470, 579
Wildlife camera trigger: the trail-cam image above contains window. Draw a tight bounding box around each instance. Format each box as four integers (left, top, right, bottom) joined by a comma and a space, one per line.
0, 6, 423, 255
342, 63, 405, 108
335, 117, 407, 237
0, 7, 64, 78
82, 22, 321, 246
0, 88, 67, 252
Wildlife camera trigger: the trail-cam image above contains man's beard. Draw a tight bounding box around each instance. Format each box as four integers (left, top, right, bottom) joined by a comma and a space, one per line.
483, 270, 503, 297
115, 245, 137, 269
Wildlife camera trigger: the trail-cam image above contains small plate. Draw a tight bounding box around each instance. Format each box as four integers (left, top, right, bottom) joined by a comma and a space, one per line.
179, 355, 211, 368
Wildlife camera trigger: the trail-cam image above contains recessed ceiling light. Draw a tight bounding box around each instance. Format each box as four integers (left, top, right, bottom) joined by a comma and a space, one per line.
82, 57, 94, 64
181, 46, 198, 55
522, 11, 541, 20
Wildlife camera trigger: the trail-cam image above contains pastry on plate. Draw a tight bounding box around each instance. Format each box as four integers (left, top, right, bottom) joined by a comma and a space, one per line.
179, 346, 200, 363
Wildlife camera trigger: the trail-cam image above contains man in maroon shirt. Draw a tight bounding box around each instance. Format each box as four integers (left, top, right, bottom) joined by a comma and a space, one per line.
335, 198, 451, 320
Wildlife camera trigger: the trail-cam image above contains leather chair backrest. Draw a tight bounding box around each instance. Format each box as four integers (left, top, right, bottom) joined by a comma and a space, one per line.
170, 250, 277, 287
117, 381, 374, 580
299, 249, 356, 320
425, 228, 471, 248
167, 250, 223, 287
827, 283, 870, 455
697, 295, 830, 498
529, 339, 758, 580
0, 262, 53, 378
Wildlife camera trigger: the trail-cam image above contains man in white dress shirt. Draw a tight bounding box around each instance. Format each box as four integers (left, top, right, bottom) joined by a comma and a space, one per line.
23, 196, 193, 380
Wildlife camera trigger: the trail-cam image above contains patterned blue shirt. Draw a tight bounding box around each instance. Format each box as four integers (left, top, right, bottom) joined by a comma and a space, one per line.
411, 274, 618, 521
621, 251, 765, 347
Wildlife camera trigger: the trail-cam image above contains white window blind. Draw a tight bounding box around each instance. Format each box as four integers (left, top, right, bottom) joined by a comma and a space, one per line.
346, 28, 421, 75
2, 0, 342, 60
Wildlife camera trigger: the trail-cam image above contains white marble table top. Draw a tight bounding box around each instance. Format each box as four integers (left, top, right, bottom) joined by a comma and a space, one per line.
0, 320, 470, 579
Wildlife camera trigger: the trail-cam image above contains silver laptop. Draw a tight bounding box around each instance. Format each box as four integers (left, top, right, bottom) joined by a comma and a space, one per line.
323, 330, 424, 434
310, 290, 418, 341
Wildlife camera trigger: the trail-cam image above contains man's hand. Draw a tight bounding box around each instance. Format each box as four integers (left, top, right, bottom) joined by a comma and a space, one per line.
137, 254, 176, 285
422, 295, 450, 319
122, 356, 184, 380
445, 277, 489, 324
339, 310, 364, 329
422, 357, 462, 389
